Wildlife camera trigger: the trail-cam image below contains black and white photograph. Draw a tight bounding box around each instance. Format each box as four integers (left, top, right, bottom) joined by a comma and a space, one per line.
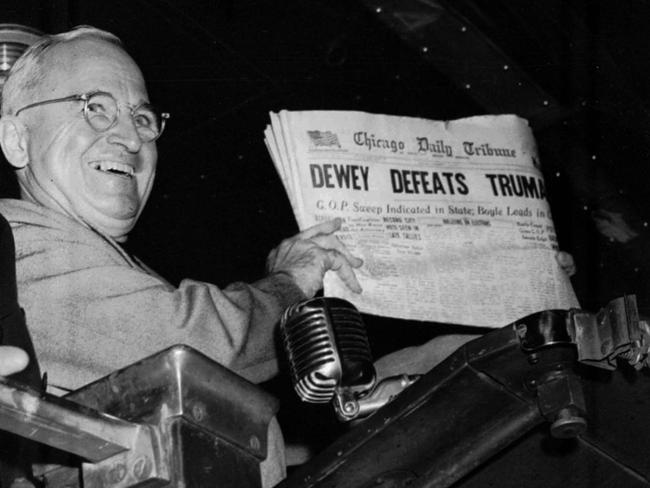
0, 1, 649, 486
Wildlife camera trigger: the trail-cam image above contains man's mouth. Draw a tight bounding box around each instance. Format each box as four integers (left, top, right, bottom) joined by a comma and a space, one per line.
90, 161, 135, 178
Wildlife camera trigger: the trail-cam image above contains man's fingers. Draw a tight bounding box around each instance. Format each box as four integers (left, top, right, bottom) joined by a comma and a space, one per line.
310, 234, 363, 268
556, 251, 576, 277
299, 218, 342, 239
267, 220, 363, 296
326, 249, 363, 293
297, 219, 364, 268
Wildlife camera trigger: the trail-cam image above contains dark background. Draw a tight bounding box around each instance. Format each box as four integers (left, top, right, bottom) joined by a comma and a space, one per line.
4, 0, 650, 451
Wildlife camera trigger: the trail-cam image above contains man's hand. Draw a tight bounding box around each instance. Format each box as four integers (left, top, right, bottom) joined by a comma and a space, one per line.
556, 251, 576, 277
0, 346, 28, 376
267, 218, 363, 298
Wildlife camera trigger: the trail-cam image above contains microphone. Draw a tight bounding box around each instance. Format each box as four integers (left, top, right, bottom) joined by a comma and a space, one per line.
280, 297, 418, 421
281, 297, 375, 402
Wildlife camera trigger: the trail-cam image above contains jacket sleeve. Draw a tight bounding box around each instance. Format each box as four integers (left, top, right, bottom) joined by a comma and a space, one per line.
15, 234, 305, 391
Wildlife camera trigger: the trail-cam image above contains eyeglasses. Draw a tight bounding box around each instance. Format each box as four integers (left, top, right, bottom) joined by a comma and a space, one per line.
15, 91, 170, 143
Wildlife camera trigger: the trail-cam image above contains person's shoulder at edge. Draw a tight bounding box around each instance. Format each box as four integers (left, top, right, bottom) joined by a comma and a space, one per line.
0, 198, 113, 245
0, 198, 72, 228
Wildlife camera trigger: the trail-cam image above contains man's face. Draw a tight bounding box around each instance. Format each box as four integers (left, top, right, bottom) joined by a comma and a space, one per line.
20, 38, 157, 241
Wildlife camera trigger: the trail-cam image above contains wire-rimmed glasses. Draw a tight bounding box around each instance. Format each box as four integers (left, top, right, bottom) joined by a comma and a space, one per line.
15, 91, 169, 142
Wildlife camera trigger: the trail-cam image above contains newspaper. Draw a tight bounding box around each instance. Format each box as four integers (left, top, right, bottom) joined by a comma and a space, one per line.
265, 110, 579, 327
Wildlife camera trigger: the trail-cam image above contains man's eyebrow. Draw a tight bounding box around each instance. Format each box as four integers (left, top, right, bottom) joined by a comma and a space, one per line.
123, 98, 153, 110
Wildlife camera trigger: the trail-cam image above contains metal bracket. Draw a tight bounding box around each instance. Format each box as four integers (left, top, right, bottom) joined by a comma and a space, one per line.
568, 295, 649, 370
332, 375, 420, 422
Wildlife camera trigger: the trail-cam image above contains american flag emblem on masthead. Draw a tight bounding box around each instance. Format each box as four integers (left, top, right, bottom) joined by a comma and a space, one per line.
307, 130, 341, 148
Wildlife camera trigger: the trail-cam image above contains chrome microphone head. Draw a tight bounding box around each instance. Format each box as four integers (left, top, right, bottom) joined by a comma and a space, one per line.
281, 297, 375, 403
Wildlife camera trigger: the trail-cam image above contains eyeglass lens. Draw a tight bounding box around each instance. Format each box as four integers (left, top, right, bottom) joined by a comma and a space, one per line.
85, 93, 163, 142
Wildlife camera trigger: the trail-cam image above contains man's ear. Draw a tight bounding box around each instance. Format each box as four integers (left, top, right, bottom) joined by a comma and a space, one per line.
0, 116, 29, 169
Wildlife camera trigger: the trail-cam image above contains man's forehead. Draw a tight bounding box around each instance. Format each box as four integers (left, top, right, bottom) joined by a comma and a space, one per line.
41, 38, 147, 96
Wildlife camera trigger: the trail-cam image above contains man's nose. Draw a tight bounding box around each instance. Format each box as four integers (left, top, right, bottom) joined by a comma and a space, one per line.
106, 113, 143, 152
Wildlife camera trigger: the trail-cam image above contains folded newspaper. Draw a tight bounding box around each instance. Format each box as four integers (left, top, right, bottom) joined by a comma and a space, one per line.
264, 110, 579, 327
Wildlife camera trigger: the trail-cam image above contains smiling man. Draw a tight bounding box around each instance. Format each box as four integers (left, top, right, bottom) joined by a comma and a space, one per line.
0, 26, 363, 485
3, 32, 159, 243
0, 24, 362, 391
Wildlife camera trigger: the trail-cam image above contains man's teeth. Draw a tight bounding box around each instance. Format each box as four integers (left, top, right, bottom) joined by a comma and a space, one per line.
92, 161, 134, 177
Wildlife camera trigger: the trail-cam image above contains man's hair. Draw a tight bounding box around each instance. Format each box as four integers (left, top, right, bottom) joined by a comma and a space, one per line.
1, 25, 123, 116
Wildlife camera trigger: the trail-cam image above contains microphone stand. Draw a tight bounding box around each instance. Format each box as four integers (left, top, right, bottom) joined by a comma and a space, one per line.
332, 373, 420, 421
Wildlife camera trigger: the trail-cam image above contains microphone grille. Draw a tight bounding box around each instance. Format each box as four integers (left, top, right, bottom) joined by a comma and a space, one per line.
282, 298, 339, 402
282, 297, 371, 403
